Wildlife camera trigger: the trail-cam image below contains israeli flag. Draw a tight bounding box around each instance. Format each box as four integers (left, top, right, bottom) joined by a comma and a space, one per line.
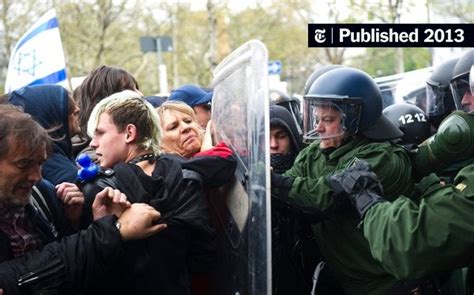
4, 9, 67, 93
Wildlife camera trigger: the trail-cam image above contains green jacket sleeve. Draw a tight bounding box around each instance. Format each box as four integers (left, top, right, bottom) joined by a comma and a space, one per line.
363, 165, 474, 280
353, 142, 414, 200
284, 140, 413, 212
284, 143, 334, 211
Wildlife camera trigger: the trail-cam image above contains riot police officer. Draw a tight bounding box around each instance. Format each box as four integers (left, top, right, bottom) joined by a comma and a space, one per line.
425, 58, 458, 129
412, 50, 474, 180
451, 49, 474, 113
272, 67, 414, 295
300, 64, 344, 144
328, 49, 474, 294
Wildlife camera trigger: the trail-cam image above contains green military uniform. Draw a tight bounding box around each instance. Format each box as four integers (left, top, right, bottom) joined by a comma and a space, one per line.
284, 135, 414, 294
401, 110, 473, 294
363, 164, 474, 281
412, 111, 474, 181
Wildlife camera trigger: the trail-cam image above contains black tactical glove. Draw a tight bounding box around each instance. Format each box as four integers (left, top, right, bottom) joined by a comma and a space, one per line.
326, 160, 386, 220
271, 172, 294, 202
271, 172, 323, 224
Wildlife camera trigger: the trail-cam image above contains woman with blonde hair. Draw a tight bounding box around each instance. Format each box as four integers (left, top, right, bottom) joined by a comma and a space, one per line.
156, 101, 235, 294
157, 101, 216, 158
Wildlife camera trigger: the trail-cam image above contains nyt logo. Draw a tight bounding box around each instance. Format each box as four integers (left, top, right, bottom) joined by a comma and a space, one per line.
314, 29, 326, 43
308, 24, 473, 47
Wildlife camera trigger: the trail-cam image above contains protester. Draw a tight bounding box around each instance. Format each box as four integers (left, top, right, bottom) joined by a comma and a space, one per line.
156, 100, 236, 186
73, 65, 140, 158
269, 105, 303, 174
155, 100, 236, 294
0, 197, 166, 295
157, 100, 204, 158
80, 90, 218, 294
0, 104, 166, 294
269, 105, 323, 294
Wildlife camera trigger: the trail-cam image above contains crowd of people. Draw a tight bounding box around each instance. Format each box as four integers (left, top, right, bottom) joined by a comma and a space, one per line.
0, 47, 472, 295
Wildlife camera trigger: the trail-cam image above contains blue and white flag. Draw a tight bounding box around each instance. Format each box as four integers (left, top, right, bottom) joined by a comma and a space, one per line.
4, 9, 67, 93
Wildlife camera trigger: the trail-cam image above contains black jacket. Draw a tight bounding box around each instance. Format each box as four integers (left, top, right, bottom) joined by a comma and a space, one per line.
0, 178, 125, 295
0, 180, 73, 263
0, 215, 124, 295
82, 156, 220, 295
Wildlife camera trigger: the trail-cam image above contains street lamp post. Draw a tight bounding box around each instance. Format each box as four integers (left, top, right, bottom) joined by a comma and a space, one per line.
140, 36, 173, 94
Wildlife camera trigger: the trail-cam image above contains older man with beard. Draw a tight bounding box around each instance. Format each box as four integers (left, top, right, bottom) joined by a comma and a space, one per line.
0, 104, 166, 294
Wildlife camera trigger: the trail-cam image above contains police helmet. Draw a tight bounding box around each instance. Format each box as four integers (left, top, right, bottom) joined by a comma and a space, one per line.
425, 58, 458, 128
304, 67, 403, 142
269, 89, 303, 135
269, 88, 291, 104
383, 103, 431, 146
303, 64, 344, 95
450, 49, 474, 113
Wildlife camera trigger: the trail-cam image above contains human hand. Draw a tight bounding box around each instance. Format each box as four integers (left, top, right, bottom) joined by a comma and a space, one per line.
201, 120, 215, 151
92, 187, 131, 221
117, 203, 167, 240
270, 171, 294, 201
327, 160, 385, 219
327, 160, 383, 196
56, 182, 85, 225
271, 172, 294, 189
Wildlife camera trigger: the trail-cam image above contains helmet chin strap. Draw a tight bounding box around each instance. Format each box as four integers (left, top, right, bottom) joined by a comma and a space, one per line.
302, 128, 320, 142
320, 136, 353, 154
303, 127, 348, 143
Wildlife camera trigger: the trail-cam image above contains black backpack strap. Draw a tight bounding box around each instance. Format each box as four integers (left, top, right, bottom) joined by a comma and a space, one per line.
30, 185, 53, 223
28, 186, 59, 241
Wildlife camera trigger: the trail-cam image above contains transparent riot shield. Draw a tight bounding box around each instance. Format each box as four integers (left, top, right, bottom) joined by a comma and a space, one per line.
208, 40, 270, 295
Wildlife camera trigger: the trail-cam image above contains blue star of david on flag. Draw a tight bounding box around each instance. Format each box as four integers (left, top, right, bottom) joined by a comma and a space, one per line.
5, 9, 67, 93
14, 49, 43, 76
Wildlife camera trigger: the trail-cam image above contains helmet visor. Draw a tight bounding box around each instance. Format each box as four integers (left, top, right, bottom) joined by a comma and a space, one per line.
303, 100, 360, 143
470, 65, 474, 95
425, 82, 449, 118
451, 73, 474, 114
